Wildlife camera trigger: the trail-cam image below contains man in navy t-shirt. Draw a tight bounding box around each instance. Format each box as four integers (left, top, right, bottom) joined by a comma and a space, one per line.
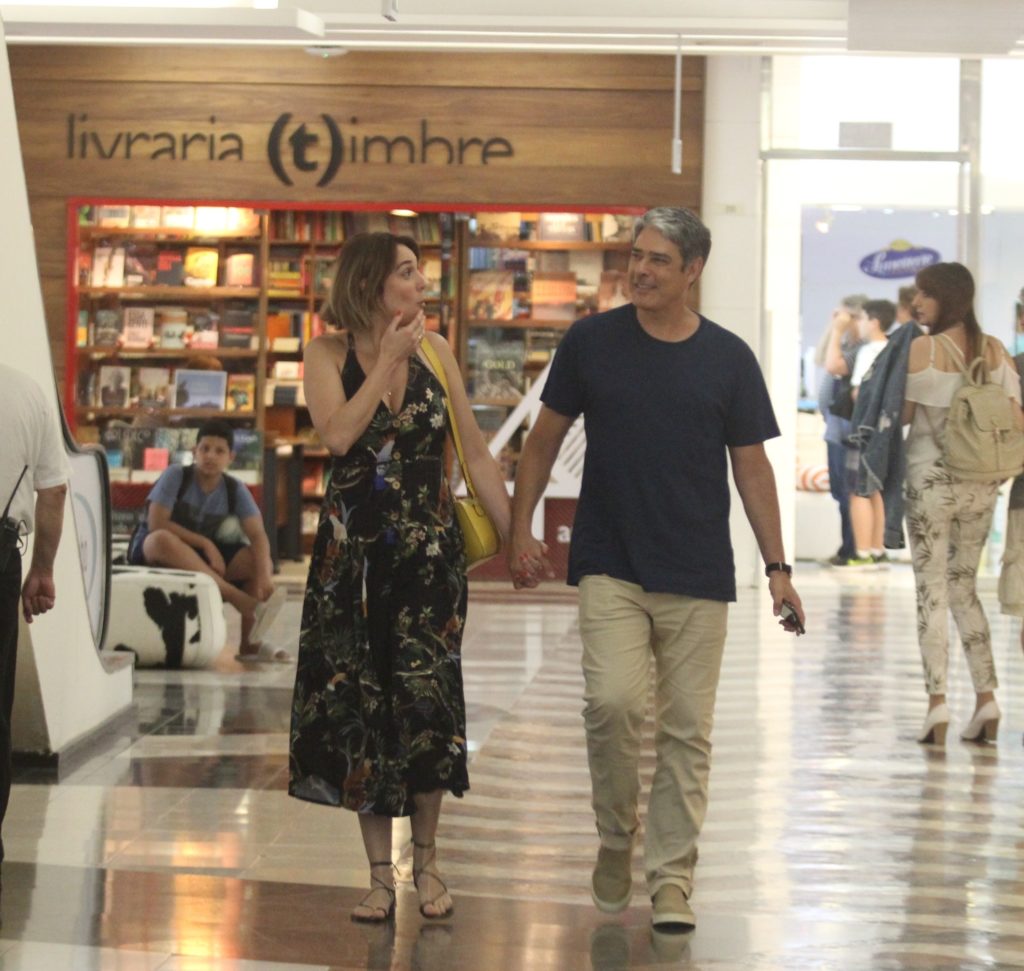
129, 420, 286, 662
509, 207, 804, 932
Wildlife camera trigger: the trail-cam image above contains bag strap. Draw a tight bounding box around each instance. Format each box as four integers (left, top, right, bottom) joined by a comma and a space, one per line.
418, 337, 479, 499
176, 463, 238, 514
935, 332, 990, 386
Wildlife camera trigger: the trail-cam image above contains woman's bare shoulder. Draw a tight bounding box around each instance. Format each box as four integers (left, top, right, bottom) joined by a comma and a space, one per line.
306, 330, 348, 360
907, 334, 932, 373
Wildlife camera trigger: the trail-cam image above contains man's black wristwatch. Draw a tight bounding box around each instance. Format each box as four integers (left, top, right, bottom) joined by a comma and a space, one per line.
764, 562, 792, 578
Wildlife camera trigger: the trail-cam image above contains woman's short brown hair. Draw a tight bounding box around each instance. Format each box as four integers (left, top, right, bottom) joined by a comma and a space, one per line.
320, 232, 420, 336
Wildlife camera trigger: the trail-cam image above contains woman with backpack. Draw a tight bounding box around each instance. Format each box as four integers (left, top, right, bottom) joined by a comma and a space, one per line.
903, 262, 1024, 747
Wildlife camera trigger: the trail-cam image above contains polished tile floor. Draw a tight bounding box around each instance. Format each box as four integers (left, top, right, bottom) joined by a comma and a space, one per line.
4, 563, 1024, 970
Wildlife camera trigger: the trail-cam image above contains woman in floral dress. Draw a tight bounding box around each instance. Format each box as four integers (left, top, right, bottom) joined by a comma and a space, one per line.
290, 233, 510, 922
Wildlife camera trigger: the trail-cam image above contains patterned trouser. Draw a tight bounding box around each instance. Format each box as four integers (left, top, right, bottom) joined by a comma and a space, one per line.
905, 467, 1000, 696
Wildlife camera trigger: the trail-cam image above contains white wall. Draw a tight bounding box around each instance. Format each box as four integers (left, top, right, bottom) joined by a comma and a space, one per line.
0, 17, 132, 753
702, 56, 796, 589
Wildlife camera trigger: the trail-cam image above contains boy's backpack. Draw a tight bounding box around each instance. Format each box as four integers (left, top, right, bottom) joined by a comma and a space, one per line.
937, 333, 1024, 482
125, 464, 240, 563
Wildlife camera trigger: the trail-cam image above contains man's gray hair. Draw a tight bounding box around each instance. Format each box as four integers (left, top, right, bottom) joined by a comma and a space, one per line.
633, 207, 712, 267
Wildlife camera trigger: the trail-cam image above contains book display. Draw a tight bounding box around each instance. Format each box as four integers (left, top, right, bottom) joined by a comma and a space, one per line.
68, 201, 636, 549
460, 210, 634, 481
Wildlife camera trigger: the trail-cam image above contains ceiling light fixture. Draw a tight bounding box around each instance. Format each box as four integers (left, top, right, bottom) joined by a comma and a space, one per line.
671, 34, 682, 175
382, 0, 398, 23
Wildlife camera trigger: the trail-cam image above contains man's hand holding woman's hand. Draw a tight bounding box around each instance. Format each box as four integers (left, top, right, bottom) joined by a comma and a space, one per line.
507, 531, 554, 589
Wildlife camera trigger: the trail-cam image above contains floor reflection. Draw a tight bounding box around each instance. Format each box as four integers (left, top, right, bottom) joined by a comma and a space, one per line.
1, 569, 1023, 969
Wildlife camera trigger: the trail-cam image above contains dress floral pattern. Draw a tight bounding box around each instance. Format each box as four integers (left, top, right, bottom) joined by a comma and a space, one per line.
289, 347, 469, 816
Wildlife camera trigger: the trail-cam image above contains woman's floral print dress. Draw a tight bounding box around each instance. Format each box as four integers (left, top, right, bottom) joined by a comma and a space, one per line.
289, 346, 469, 816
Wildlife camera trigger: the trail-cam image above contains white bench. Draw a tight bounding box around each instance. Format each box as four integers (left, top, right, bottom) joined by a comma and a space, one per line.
106, 565, 226, 668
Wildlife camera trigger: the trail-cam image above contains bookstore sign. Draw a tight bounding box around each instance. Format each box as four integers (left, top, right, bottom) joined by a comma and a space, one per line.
65, 112, 515, 187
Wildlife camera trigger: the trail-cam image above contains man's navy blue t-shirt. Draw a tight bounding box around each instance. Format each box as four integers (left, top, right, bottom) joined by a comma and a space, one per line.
541, 304, 780, 602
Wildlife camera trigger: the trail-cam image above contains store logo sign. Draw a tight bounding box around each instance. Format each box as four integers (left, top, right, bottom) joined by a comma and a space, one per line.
859, 241, 940, 279
266, 113, 514, 187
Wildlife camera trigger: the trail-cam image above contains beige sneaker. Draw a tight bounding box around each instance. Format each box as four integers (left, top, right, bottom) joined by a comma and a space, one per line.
651, 884, 695, 932
591, 845, 633, 913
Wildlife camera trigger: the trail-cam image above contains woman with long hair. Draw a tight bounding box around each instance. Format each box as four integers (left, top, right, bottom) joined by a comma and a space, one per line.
289, 232, 510, 921
903, 262, 1023, 746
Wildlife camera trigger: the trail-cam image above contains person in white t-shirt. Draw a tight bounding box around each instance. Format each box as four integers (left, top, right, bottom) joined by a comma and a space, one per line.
847, 299, 895, 566
0, 363, 70, 888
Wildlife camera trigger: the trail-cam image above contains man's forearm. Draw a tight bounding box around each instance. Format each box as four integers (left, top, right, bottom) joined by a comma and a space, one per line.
30, 485, 67, 574
734, 458, 786, 564
511, 440, 556, 538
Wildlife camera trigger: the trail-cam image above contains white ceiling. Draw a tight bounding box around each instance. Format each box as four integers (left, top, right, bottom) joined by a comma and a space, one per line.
1, 0, 1022, 56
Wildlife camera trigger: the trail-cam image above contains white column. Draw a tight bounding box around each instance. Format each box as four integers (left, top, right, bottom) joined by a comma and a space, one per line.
1, 17, 132, 753
701, 56, 796, 588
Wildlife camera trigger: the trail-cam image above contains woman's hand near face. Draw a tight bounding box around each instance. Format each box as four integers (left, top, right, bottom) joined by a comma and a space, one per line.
379, 309, 426, 367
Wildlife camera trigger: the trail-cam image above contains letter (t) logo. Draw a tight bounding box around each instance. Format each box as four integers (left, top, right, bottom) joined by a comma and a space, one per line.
267, 113, 343, 187
289, 123, 319, 172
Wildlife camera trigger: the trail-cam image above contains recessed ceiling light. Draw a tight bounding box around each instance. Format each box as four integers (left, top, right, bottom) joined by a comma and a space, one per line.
304, 45, 348, 57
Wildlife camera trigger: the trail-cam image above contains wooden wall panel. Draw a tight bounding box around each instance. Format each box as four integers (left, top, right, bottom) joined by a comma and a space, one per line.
9, 47, 705, 385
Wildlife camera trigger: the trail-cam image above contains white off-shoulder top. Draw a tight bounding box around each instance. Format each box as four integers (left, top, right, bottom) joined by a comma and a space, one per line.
904, 334, 1021, 476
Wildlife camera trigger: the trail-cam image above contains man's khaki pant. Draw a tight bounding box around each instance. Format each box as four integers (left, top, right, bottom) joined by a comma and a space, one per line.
578, 574, 728, 899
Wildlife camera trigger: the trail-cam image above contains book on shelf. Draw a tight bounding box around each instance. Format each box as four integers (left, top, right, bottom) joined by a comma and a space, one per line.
93, 308, 123, 346
135, 366, 172, 408
97, 365, 131, 407
155, 249, 185, 286
524, 328, 563, 368
601, 213, 634, 242
77, 369, 96, 406
173, 368, 227, 409
189, 310, 220, 349
76, 309, 89, 348
143, 447, 170, 472
156, 307, 189, 348
422, 254, 442, 299
219, 307, 255, 348
597, 270, 630, 312
272, 360, 303, 381
123, 243, 158, 286
100, 425, 156, 471
531, 271, 578, 322
468, 270, 514, 321
223, 251, 255, 287
469, 335, 526, 399
265, 380, 306, 407
537, 212, 586, 242
161, 205, 195, 230
154, 427, 198, 466
473, 211, 523, 243
130, 205, 162, 229
90, 245, 126, 287
231, 428, 263, 483
225, 373, 255, 412
96, 204, 131, 228
183, 247, 219, 287
121, 306, 155, 348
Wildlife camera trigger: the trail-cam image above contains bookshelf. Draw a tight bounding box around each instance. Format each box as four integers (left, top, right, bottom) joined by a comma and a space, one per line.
460, 210, 635, 482
66, 201, 636, 552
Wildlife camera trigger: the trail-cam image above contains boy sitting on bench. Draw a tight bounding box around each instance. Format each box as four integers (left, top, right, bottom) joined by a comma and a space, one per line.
127, 419, 288, 662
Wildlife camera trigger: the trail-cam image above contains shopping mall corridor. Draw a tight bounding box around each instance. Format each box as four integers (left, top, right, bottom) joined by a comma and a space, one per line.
2, 564, 1023, 970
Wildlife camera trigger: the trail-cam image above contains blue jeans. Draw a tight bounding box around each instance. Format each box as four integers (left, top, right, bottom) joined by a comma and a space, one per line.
827, 440, 855, 559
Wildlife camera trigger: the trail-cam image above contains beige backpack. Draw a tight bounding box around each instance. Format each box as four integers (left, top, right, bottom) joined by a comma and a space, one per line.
937, 333, 1024, 482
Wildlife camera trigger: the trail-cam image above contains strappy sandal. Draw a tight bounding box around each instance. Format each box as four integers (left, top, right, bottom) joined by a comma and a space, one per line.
351, 861, 396, 923
412, 841, 453, 920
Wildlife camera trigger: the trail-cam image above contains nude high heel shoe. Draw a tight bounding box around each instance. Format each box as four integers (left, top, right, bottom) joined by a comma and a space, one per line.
960, 700, 1000, 742
917, 703, 949, 745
